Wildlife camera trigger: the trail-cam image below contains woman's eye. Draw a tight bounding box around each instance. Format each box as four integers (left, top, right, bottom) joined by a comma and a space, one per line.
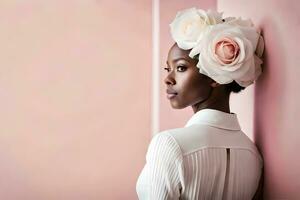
163, 66, 186, 72
177, 65, 186, 72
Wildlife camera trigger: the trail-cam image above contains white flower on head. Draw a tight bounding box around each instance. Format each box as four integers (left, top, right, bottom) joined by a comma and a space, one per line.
169, 7, 223, 50
190, 23, 262, 87
169, 8, 265, 88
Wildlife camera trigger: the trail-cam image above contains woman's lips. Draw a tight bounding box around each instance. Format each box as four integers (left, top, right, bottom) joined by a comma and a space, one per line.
166, 88, 178, 99
167, 93, 177, 99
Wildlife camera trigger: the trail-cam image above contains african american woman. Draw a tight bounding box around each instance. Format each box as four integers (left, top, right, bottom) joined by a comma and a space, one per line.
136, 7, 264, 200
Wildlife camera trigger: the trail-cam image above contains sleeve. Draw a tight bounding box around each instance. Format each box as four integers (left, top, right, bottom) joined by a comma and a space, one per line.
143, 132, 183, 200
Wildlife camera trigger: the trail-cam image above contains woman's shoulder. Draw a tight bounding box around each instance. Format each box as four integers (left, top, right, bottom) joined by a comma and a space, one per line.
146, 126, 202, 159
158, 125, 216, 155
146, 130, 183, 163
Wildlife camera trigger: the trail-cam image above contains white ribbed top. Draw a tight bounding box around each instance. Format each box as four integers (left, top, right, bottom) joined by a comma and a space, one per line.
136, 109, 263, 200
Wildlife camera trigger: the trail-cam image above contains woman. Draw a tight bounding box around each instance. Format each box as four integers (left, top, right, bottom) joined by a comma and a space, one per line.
136, 8, 264, 200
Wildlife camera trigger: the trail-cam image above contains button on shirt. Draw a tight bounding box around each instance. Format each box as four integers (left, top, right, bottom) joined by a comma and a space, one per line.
136, 108, 263, 200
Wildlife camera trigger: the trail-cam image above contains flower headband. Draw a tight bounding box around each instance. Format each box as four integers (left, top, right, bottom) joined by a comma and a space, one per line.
169, 7, 264, 87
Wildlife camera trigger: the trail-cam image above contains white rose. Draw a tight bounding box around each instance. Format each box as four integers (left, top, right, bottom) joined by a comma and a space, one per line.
169, 8, 223, 50
192, 23, 262, 87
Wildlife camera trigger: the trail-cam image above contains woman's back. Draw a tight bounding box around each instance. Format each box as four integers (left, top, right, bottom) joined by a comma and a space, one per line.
136, 109, 263, 200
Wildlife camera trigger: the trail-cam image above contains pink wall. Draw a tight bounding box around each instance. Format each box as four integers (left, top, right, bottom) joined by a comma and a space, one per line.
159, 0, 217, 132
2, 0, 299, 199
0, 1, 151, 199
218, 0, 300, 199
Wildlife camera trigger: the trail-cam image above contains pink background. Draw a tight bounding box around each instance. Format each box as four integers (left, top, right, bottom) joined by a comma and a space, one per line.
0, 0, 300, 199
0, 1, 151, 199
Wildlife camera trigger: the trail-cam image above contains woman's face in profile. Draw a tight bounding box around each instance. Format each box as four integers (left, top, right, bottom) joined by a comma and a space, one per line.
164, 43, 213, 109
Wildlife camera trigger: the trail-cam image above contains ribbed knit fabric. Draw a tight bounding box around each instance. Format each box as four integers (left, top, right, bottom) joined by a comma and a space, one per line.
136, 109, 263, 200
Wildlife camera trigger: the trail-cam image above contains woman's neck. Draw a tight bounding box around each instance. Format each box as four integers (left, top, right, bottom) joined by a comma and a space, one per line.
192, 89, 231, 114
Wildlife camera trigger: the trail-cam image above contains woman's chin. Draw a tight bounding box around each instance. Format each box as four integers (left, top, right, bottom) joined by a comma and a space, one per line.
170, 100, 186, 109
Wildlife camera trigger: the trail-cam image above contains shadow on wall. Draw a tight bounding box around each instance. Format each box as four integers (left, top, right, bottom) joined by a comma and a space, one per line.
254, 16, 287, 198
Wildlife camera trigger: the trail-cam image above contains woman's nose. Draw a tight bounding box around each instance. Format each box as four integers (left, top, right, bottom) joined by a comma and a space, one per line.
164, 71, 176, 86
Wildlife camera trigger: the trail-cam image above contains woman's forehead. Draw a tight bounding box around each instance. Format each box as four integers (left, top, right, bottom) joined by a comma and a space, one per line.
167, 43, 197, 66
168, 43, 191, 61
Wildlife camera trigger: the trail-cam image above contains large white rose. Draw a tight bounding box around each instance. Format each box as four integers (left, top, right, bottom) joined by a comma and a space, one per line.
191, 23, 262, 87
169, 7, 223, 50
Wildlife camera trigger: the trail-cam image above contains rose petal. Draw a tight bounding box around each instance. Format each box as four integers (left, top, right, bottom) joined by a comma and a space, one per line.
170, 8, 223, 51
198, 62, 234, 84
189, 43, 201, 58
255, 35, 264, 57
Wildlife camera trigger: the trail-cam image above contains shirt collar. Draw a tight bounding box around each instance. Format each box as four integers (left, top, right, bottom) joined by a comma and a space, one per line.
184, 108, 241, 131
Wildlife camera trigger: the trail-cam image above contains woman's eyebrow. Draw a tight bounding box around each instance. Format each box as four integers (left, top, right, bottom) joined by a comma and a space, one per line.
166, 57, 190, 65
